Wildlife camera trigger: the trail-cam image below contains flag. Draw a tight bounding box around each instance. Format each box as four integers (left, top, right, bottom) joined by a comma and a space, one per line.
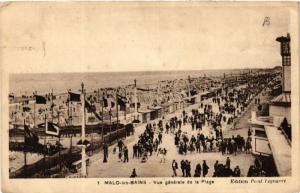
117, 95, 127, 106
24, 124, 39, 145
117, 94, 127, 111
69, 91, 81, 102
111, 101, 115, 108
35, 95, 47, 104
103, 95, 108, 108
190, 89, 197, 96
85, 100, 102, 120
120, 104, 126, 111
85, 100, 96, 113
45, 121, 60, 136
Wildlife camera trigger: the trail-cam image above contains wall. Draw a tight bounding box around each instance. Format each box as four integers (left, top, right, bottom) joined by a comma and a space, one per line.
269, 105, 291, 124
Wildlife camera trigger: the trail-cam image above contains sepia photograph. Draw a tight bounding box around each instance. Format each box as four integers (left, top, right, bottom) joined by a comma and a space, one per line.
1, 2, 299, 193
8, 59, 292, 178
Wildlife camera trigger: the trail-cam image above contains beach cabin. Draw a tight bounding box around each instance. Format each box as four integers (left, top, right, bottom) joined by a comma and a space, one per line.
180, 100, 185, 109
149, 106, 162, 120
161, 102, 175, 114
182, 97, 193, 107
194, 94, 201, 103
161, 103, 171, 116
189, 95, 198, 104
173, 101, 179, 111
138, 109, 152, 123
200, 91, 215, 100
169, 102, 176, 113
182, 98, 192, 108
174, 100, 184, 111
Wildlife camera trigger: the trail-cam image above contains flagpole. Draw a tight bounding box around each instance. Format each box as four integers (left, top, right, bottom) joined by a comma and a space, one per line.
116, 88, 119, 132
124, 89, 126, 121
33, 94, 36, 129
23, 119, 27, 176
81, 82, 87, 177
156, 80, 159, 106
102, 92, 104, 141
70, 97, 73, 125
188, 75, 191, 101
14, 103, 17, 129
51, 88, 54, 122
98, 88, 100, 104
109, 108, 111, 144
44, 114, 47, 177
58, 111, 61, 172
134, 79, 137, 120
67, 90, 70, 123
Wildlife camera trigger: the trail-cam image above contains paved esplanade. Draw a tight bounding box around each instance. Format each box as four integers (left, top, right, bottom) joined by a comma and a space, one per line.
83, 97, 255, 178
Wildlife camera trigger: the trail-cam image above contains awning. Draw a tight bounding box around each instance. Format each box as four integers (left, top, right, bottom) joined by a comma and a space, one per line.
270, 92, 291, 107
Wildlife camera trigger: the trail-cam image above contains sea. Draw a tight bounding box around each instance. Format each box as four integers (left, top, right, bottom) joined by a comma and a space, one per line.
9, 69, 248, 95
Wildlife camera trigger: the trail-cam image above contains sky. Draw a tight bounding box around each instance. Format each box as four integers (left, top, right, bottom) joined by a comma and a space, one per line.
1, 2, 296, 73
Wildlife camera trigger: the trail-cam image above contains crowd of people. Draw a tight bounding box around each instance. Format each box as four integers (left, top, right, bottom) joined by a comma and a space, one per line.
170, 158, 242, 177
170, 90, 253, 157
110, 123, 164, 163
94, 71, 280, 178
114, 78, 267, 177
103, 72, 282, 178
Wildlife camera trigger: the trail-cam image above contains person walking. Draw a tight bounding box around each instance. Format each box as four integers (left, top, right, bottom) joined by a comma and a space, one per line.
118, 140, 123, 151
172, 160, 178, 177
194, 163, 202, 177
202, 160, 209, 177
158, 133, 163, 144
123, 146, 129, 163
226, 157, 231, 168
103, 143, 108, 163
180, 160, 186, 177
214, 160, 219, 173
186, 161, 191, 177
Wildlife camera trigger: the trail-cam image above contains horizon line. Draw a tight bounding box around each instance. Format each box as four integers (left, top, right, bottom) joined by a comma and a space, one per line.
9, 66, 281, 75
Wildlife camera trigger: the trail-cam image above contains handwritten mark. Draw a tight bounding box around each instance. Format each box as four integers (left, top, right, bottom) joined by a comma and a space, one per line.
262, 17, 270, 27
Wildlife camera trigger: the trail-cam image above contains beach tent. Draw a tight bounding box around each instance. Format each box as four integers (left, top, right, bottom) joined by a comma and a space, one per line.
161, 102, 170, 116
149, 106, 163, 120
138, 109, 152, 123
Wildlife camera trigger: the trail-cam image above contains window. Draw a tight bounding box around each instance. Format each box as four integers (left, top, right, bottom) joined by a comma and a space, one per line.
283, 56, 291, 66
